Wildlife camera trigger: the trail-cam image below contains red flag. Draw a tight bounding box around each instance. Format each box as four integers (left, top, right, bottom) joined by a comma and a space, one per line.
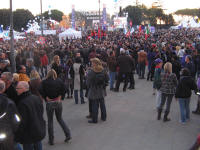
129, 21, 132, 27
98, 27, 101, 38
126, 31, 130, 37
139, 25, 142, 32
145, 34, 148, 40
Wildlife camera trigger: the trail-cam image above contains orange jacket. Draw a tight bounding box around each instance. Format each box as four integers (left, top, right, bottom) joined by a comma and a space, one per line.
138, 51, 147, 64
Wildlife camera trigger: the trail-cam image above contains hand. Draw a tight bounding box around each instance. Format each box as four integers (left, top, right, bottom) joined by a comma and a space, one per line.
46, 97, 51, 102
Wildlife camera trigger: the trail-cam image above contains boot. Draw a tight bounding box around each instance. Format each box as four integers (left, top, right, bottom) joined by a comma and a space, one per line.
123, 87, 126, 92
147, 72, 150, 81
192, 101, 200, 115
157, 109, 162, 120
163, 111, 171, 122
49, 136, 54, 145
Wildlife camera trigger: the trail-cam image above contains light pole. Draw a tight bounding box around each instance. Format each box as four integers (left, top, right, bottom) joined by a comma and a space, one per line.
40, 0, 44, 36
9, 0, 16, 73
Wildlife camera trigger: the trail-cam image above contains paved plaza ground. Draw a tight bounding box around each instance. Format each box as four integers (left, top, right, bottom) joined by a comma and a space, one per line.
42, 76, 200, 150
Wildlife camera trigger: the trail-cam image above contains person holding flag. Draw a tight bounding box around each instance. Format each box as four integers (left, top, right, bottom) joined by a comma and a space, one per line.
145, 25, 150, 40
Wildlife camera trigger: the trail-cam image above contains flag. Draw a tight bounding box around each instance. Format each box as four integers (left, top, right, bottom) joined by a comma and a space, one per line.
139, 25, 142, 32
126, 30, 130, 37
98, 27, 101, 39
129, 21, 132, 27
145, 26, 150, 40
130, 27, 134, 34
0, 26, 3, 33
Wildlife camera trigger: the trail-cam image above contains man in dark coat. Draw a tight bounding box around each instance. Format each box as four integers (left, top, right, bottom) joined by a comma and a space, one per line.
114, 49, 134, 92
0, 80, 20, 150
1, 72, 19, 104
15, 81, 46, 150
0, 60, 9, 76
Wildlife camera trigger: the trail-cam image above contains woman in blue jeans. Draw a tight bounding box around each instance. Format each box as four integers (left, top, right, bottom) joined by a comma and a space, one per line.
157, 62, 178, 122
39, 69, 71, 145
175, 68, 197, 123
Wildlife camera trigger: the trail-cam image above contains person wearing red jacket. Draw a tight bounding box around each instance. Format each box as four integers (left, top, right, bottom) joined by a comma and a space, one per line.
40, 51, 49, 78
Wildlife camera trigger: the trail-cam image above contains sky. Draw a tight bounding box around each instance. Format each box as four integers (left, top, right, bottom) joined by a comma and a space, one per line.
1, 0, 200, 16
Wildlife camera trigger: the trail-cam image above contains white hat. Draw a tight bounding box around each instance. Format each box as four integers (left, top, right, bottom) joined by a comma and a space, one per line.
120, 48, 125, 54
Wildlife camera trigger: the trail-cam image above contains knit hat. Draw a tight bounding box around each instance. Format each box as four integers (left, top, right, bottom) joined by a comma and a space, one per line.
154, 58, 163, 64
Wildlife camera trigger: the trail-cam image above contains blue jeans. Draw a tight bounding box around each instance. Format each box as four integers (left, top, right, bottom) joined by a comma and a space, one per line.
74, 89, 84, 104
46, 102, 71, 142
178, 98, 190, 122
14, 143, 22, 150
138, 62, 146, 78
109, 71, 116, 89
23, 141, 42, 150
159, 93, 173, 113
148, 61, 152, 71
91, 98, 107, 122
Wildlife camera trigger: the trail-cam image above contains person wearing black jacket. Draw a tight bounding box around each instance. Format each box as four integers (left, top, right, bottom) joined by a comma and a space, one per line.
39, 69, 71, 145
64, 59, 75, 98
175, 68, 197, 124
86, 58, 109, 123
15, 81, 45, 150
1, 72, 19, 105
114, 49, 134, 92
51, 55, 63, 78
171, 55, 181, 80
0, 80, 20, 150
128, 54, 136, 90
0, 60, 9, 76
185, 55, 196, 79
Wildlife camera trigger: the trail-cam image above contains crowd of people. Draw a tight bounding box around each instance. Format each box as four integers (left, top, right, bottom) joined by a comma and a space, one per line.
0, 28, 200, 150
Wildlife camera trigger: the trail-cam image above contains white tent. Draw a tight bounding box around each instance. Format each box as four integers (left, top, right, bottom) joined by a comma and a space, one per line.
59, 28, 82, 41
26, 22, 40, 33
175, 18, 200, 28
188, 19, 200, 28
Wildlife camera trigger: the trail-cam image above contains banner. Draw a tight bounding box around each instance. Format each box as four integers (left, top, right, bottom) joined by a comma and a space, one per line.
102, 4, 107, 30
114, 17, 127, 29
72, 5, 75, 29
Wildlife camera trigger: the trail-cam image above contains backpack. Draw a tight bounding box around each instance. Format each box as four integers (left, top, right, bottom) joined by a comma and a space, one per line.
93, 72, 108, 88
